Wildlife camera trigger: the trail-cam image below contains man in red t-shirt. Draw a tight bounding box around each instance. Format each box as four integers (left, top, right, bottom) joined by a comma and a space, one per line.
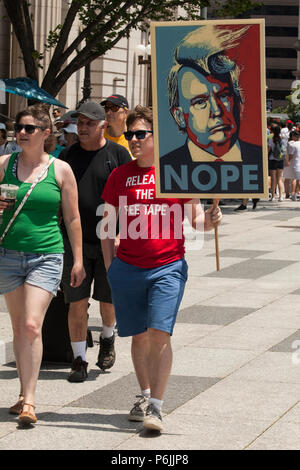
101, 105, 222, 432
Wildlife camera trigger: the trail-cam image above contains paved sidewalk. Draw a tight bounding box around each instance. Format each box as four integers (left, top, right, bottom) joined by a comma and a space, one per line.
1, 198, 300, 450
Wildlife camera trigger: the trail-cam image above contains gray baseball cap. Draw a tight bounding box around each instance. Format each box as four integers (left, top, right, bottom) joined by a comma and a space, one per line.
72, 101, 106, 121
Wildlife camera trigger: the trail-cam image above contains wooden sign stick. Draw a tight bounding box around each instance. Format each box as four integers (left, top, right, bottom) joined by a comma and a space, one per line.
213, 199, 220, 271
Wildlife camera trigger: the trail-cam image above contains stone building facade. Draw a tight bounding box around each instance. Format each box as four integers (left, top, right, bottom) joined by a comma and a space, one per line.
0, 0, 150, 119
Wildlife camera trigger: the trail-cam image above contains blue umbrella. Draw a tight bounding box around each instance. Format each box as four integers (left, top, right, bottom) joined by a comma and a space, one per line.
0, 77, 68, 108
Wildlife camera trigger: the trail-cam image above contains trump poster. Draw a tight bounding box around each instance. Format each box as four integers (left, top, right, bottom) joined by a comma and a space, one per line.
150, 19, 268, 199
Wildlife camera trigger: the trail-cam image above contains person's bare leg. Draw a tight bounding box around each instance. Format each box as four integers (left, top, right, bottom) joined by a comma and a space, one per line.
6, 283, 53, 413
148, 328, 172, 400
270, 170, 276, 198
5, 285, 26, 406
284, 177, 290, 198
100, 301, 115, 329
68, 298, 89, 342
142, 328, 172, 431
68, 298, 89, 382
291, 178, 297, 198
277, 169, 284, 199
127, 332, 151, 421
131, 331, 150, 392
22, 283, 53, 406
131, 328, 172, 399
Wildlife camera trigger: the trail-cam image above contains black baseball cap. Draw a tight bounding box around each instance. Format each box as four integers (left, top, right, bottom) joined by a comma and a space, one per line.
71, 101, 106, 120
101, 94, 129, 109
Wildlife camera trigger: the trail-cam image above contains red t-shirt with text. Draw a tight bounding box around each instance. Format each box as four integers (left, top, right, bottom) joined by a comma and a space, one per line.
101, 160, 187, 268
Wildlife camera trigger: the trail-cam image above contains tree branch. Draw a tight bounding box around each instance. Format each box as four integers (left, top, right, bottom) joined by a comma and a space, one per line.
42, 0, 81, 90
50, 0, 136, 74
4, 0, 259, 96
3, 0, 38, 81
48, 5, 151, 96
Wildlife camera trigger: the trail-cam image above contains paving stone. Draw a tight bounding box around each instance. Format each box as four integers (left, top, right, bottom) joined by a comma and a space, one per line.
205, 259, 296, 279
291, 288, 300, 295
269, 330, 300, 353
177, 304, 256, 325
247, 421, 300, 450
1, 202, 300, 449
254, 211, 299, 221
118, 413, 271, 451
207, 249, 271, 258
69, 373, 219, 414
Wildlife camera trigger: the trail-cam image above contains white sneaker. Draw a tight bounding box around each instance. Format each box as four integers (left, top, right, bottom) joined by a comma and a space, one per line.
128, 395, 149, 422
291, 194, 297, 201
143, 404, 163, 431
278, 197, 283, 202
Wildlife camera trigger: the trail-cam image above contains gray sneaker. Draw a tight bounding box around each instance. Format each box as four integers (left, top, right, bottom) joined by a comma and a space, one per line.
128, 395, 149, 422
143, 403, 163, 431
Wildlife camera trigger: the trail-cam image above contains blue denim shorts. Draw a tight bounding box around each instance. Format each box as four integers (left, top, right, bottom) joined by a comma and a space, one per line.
0, 248, 64, 296
107, 257, 188, 337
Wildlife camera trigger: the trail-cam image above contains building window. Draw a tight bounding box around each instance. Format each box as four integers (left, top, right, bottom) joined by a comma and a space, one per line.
254, 5, 298, 16
266, 48, 297, 59
266, 69, 295, 80
267, 90, 290, 100
266, 27, 298, 37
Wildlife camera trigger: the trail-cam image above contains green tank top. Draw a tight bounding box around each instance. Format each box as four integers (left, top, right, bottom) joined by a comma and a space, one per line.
0, 153, 64, 253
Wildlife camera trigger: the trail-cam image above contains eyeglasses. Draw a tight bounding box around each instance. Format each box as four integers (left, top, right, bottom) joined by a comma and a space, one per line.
104, 104, 121, 113
14, 124, 46, 134
124, 130, 153, 141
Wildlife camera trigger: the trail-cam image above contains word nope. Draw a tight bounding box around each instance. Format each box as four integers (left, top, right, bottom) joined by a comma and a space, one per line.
164, 163, 259, 192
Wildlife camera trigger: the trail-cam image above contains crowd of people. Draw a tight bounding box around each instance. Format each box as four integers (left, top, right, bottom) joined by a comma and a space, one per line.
234, 118, 300, 212
267, 119, 300, 203
0, 95, 298, 432
0, 97, 222, 431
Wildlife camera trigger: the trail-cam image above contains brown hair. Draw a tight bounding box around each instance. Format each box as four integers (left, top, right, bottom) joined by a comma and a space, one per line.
272, 125, 281, 144
15, 104, 54, 152
126, 105, 153, 130
0, 128, 7, 140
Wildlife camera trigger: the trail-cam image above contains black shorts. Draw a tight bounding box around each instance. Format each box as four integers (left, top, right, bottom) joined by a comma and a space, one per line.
61, 238, 112, 304
268, 159, 284, 171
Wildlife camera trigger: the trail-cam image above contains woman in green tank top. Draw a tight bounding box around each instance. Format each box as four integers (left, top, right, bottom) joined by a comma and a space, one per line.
0, 105, 85, 426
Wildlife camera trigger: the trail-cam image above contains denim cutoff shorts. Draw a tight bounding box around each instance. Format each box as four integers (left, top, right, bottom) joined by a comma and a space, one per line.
107, 257, 188, 337
0, 248, 64, 296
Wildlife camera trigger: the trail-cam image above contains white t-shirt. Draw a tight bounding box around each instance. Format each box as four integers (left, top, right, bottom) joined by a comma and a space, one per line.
289, 141, 300, 172
280, 127, 295, 149
280, 128, 290, 149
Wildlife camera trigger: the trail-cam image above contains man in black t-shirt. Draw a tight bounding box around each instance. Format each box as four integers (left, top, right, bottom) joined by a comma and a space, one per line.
60, 101, 131, 382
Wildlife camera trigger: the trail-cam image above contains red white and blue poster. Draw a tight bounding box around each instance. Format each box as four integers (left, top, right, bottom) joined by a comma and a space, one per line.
151, 19, 268, 198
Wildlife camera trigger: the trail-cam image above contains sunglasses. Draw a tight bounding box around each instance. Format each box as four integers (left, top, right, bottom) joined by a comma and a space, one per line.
104, 104, 121, 112
14, 124, 46, 134
124, 130, 153, 141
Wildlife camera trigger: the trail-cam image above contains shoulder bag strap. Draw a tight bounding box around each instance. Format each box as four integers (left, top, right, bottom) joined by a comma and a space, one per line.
0, 156, 55, 244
